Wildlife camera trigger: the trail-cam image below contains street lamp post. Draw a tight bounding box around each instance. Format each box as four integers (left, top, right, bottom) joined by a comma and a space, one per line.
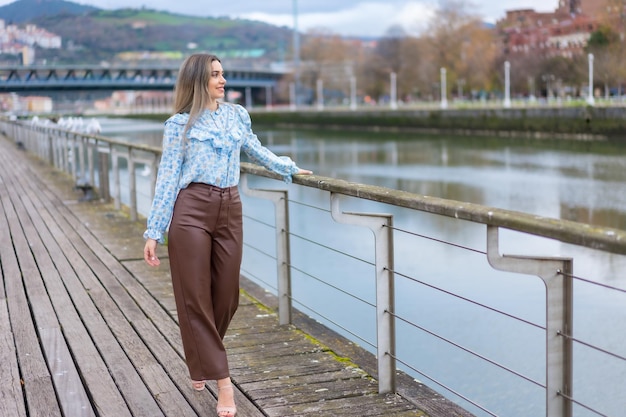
504, 61, 511, 108
587, 53, 595, 106
289, 82, 296, 111
292, 0, 300, 108
316, 79, 324, 111
390, 72, 398, 110
440, 68, 448, 109
350, 76, 357, 111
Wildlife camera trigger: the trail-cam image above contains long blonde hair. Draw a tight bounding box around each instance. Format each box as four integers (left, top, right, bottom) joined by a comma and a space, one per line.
173, 53, 221, 137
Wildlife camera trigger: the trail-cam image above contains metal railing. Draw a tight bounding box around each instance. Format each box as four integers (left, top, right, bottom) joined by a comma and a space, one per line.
2, 118, 625, 417
2, 119, 159, 221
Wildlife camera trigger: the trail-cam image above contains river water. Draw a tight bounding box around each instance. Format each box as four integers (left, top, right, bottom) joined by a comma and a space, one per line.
100, 117, 626, 417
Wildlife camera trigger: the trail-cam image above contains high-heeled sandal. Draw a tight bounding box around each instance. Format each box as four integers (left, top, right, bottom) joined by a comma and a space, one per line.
216, 384, 237, 417
191, 380, 206, 391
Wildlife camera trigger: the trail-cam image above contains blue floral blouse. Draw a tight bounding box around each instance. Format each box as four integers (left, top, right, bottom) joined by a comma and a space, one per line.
143, 103, 300, 243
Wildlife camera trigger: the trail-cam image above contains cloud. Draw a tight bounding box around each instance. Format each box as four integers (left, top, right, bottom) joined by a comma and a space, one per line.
238, 1, 436, 37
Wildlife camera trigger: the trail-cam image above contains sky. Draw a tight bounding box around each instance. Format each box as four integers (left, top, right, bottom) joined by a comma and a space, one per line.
5, 0, 560, 37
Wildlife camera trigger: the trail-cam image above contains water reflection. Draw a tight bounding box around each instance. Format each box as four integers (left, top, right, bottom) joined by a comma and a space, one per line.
262, 130, 626, 230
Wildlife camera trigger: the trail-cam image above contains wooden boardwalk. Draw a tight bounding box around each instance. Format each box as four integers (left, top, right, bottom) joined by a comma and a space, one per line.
0, 133, 472, 417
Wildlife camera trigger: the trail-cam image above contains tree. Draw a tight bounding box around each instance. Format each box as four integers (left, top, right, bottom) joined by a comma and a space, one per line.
421, 0, 496, 99
299, 28, 356, 104
587, 24, 625, 98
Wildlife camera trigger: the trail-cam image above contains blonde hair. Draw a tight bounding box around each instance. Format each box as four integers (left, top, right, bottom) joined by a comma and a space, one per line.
173, 53, 221, 136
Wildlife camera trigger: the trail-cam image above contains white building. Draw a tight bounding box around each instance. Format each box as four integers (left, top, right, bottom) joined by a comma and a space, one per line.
0, 19, 61, 52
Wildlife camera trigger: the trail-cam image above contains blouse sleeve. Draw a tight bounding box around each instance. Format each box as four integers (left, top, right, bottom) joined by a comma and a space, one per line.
143, 118, 185, 243
236, 105, 300, 183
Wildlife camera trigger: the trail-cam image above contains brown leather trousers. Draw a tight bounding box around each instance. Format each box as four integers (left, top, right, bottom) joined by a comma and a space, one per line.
167, 182, 242, 381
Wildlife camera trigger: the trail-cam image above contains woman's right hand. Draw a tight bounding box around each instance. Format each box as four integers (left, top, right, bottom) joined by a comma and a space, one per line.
144, 238, 161, 267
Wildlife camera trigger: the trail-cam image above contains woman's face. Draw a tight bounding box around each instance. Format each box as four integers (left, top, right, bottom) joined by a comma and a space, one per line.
209, 60, 226, 100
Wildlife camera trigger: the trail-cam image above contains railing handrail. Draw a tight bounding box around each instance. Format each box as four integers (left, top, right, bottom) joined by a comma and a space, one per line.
241, 162, 626, 256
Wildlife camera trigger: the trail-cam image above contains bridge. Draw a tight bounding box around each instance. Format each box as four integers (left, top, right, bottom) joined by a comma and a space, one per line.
0, 64, 288, 102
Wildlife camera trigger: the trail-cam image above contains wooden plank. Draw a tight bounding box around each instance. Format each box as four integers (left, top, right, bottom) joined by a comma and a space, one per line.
0, 173, 26, 417
41, 215, 203, 416
0, 165, 63, 417
266, 393, 426, 416
0, 298, 27, 417
3, 149, 168, 417
0, 140, 133, 417
252, 376, 379, 406
9, 143, 255, 417
39, 328, 95, 417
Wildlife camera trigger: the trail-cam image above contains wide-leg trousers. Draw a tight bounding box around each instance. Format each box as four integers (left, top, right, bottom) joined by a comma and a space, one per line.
167, 182, 243, 381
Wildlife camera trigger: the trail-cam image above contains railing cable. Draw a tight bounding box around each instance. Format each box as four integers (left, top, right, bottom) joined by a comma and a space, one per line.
389, 310, 545, 388
557, 391, 610, 417
387, 352, 500, 417
288, 199, 331, 214
558, 269, 626, 294
288, 295, 376, 350
243, 241, 276, 262
289, 231, 375, 266
243, 213, 275, 230
387, 267, 545, 330
286, 262, 376, 309
240, 267, 278, 293
387, 224, 486, 255
558, 331, 626, 362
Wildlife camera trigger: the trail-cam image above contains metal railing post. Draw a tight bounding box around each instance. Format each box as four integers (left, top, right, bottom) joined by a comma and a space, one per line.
77, 135, 86, 184
128, 147, 137, 221
87, 139, 95, 187
240, 174, 292, 325
47, 134, 54, 166
330, 192, 396, 394
70, 134, 78, 181
98, 144, 111, 203
486, 226, 573, 417
112, 148, 121, 211
62, 133, 70, 175
149, 153, 158, 203
53, 134, 60, 169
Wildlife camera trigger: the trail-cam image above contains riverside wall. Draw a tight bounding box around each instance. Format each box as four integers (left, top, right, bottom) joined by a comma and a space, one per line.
119, 105, 626, 140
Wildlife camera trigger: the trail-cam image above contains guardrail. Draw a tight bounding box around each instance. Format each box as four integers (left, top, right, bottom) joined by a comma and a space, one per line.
2, 118, 625, 417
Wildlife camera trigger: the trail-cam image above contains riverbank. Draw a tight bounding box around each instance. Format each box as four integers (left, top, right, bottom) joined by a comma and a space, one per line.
118, 105, 626, 140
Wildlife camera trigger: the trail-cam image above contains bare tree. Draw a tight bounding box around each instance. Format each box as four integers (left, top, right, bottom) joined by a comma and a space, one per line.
420, 0, 496, 99
299, 28, 355, 104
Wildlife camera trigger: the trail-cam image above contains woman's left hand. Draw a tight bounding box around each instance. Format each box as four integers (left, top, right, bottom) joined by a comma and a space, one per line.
297, 168, 313, 175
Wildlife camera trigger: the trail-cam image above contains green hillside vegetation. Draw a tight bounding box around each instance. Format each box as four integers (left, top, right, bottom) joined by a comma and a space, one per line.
91, 8, 236, 27
27, 7, 292, 64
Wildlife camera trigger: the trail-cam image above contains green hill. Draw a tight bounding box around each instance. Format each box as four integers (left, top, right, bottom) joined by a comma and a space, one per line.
0, 0, 98, 23
0, 0, 294, 65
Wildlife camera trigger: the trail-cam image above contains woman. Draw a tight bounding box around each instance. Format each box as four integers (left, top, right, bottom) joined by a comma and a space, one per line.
143, 53, 312, 417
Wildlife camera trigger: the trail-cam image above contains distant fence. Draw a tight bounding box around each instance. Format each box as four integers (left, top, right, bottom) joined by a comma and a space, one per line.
2, 117, 625, 417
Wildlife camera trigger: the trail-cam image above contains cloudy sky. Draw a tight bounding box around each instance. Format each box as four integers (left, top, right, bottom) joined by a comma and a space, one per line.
5, 0, 559, 37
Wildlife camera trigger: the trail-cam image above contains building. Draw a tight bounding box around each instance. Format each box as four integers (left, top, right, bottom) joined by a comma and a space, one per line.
23, 96, 53, 113
0, 19, 62, 54
497, 2, 606, 58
